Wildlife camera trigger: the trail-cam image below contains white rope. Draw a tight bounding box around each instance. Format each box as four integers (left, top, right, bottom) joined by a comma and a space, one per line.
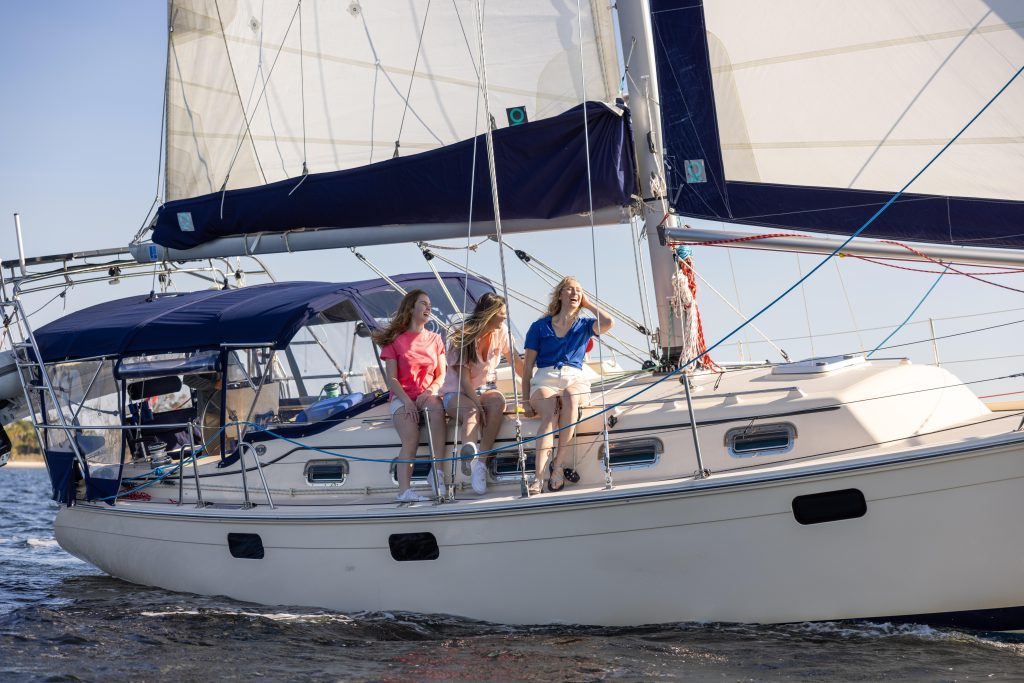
575, 0, 612, 489
473, 0, 528, 495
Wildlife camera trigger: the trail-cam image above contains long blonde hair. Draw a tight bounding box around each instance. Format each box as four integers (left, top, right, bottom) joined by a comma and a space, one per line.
544, 276, 581, 318
372, 289, 427, 348
449, 292, 506, 364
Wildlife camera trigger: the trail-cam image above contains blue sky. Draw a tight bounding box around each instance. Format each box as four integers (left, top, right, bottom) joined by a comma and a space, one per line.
1, 2, 1023, 397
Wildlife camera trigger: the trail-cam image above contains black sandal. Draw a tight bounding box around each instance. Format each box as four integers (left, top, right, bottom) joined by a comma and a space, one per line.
563, 468, 580, 483
548, 464, 566, 492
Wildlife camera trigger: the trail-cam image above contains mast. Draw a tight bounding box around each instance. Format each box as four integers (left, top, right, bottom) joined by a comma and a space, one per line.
615, 1, 683, 363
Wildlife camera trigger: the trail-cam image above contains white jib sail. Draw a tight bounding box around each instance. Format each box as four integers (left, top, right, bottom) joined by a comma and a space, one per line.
703, 0, 1024, 202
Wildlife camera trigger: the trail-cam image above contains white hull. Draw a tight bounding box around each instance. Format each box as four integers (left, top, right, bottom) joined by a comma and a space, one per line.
55, 434, 1024, 627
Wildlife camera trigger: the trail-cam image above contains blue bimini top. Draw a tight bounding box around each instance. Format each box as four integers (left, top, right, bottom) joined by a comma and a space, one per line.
33, 272, 492, 364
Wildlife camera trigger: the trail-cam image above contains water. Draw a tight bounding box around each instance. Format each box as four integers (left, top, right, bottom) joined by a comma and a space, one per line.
2, 467, 1023, 682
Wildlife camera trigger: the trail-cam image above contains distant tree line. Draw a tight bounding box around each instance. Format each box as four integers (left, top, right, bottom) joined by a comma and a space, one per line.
6, 420, 41, 460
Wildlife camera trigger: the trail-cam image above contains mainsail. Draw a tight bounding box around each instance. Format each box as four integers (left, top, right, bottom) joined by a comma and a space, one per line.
651, 0, 1024, 248
149, 0, 629, 254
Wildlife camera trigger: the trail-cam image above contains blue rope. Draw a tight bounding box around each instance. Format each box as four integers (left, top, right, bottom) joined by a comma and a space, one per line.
867, 264, 950, 358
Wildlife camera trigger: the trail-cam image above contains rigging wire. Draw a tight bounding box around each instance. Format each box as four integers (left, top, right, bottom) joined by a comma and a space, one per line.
724, 247, 746, 361
868, 264, 951, 358
214, 0, 271, 191
794, 254, 816, 357
422, 247, 649, 362
217, 0, 301, 215
576, 0, 613, 489
691, 269, 788, 362
132, 3, 173, 245
832, 257, 865, 353
497, 240, 650, 334
629, 215, 657, 359
356, 7, 444, 153
288, 0, 310, 196
393, 0, 434, 158
442, 1, 487, 483
473, 0, 530, 496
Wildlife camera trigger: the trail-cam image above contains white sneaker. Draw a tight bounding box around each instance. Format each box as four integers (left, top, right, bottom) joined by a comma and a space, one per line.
470, 457, 487, 495
396, 488, 429, 503
458, 442, 478, 476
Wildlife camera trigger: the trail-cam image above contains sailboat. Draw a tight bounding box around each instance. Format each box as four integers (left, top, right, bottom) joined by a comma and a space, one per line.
3, 0, 1024, 629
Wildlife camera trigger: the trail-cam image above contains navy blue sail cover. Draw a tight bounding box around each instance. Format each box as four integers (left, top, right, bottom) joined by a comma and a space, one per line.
650, 1, 1024, 248
34, 273, 491, 363
153, 102, 638, 250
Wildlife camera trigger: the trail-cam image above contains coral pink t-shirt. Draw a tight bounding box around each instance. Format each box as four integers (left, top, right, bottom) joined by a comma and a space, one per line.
379, 330, 445, 401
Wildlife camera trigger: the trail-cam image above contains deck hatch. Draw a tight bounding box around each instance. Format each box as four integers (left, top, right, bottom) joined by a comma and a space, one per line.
792, 489, 867, 525
227, 533, 265, 559
389, 532, 439, 562
726, 423, 796, 457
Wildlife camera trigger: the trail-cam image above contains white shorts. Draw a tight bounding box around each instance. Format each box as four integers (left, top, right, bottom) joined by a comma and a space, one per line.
390, 398, 407, 416
530, 366, 590, 400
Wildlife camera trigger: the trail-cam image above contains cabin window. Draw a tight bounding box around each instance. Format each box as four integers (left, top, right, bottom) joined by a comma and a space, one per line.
726, 423, 796, 458
304, 459, 349, 486
599, 438, 662, 469
390, 459, 435, 486
490, 449, 536, 480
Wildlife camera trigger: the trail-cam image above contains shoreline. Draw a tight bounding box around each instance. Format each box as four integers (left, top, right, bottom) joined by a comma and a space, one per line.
4, 460, 46, 469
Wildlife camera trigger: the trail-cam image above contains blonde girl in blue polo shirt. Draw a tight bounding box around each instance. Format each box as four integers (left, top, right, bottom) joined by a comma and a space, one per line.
522, 276, 614, 494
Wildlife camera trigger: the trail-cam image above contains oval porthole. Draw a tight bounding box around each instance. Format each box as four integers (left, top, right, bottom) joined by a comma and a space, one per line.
792, 489, 867, 525
227, 532, 265, 559
388, 532, 439, 562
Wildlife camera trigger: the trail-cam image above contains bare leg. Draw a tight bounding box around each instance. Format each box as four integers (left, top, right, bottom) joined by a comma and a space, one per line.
530, 388, 559, 489
478, 389, 506, 457
444, 392, 481, 448
551, 386, 582, 472
393, 409, 421, 492
422, 395, 449, 485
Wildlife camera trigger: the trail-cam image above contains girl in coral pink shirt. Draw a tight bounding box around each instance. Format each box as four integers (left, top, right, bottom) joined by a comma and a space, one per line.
373, 289, 446, 502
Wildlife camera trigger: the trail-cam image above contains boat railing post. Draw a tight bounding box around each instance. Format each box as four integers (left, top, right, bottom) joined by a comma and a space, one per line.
423, 408, 447, 503
177, 446, 184, 505
682, 376, 709, 479
184, 439, 206, 507
235, 420, 252, 509
240, 442, 275, 509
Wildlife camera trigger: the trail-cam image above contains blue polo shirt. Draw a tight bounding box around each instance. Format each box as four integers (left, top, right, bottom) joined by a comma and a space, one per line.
524, 316, 597, 370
